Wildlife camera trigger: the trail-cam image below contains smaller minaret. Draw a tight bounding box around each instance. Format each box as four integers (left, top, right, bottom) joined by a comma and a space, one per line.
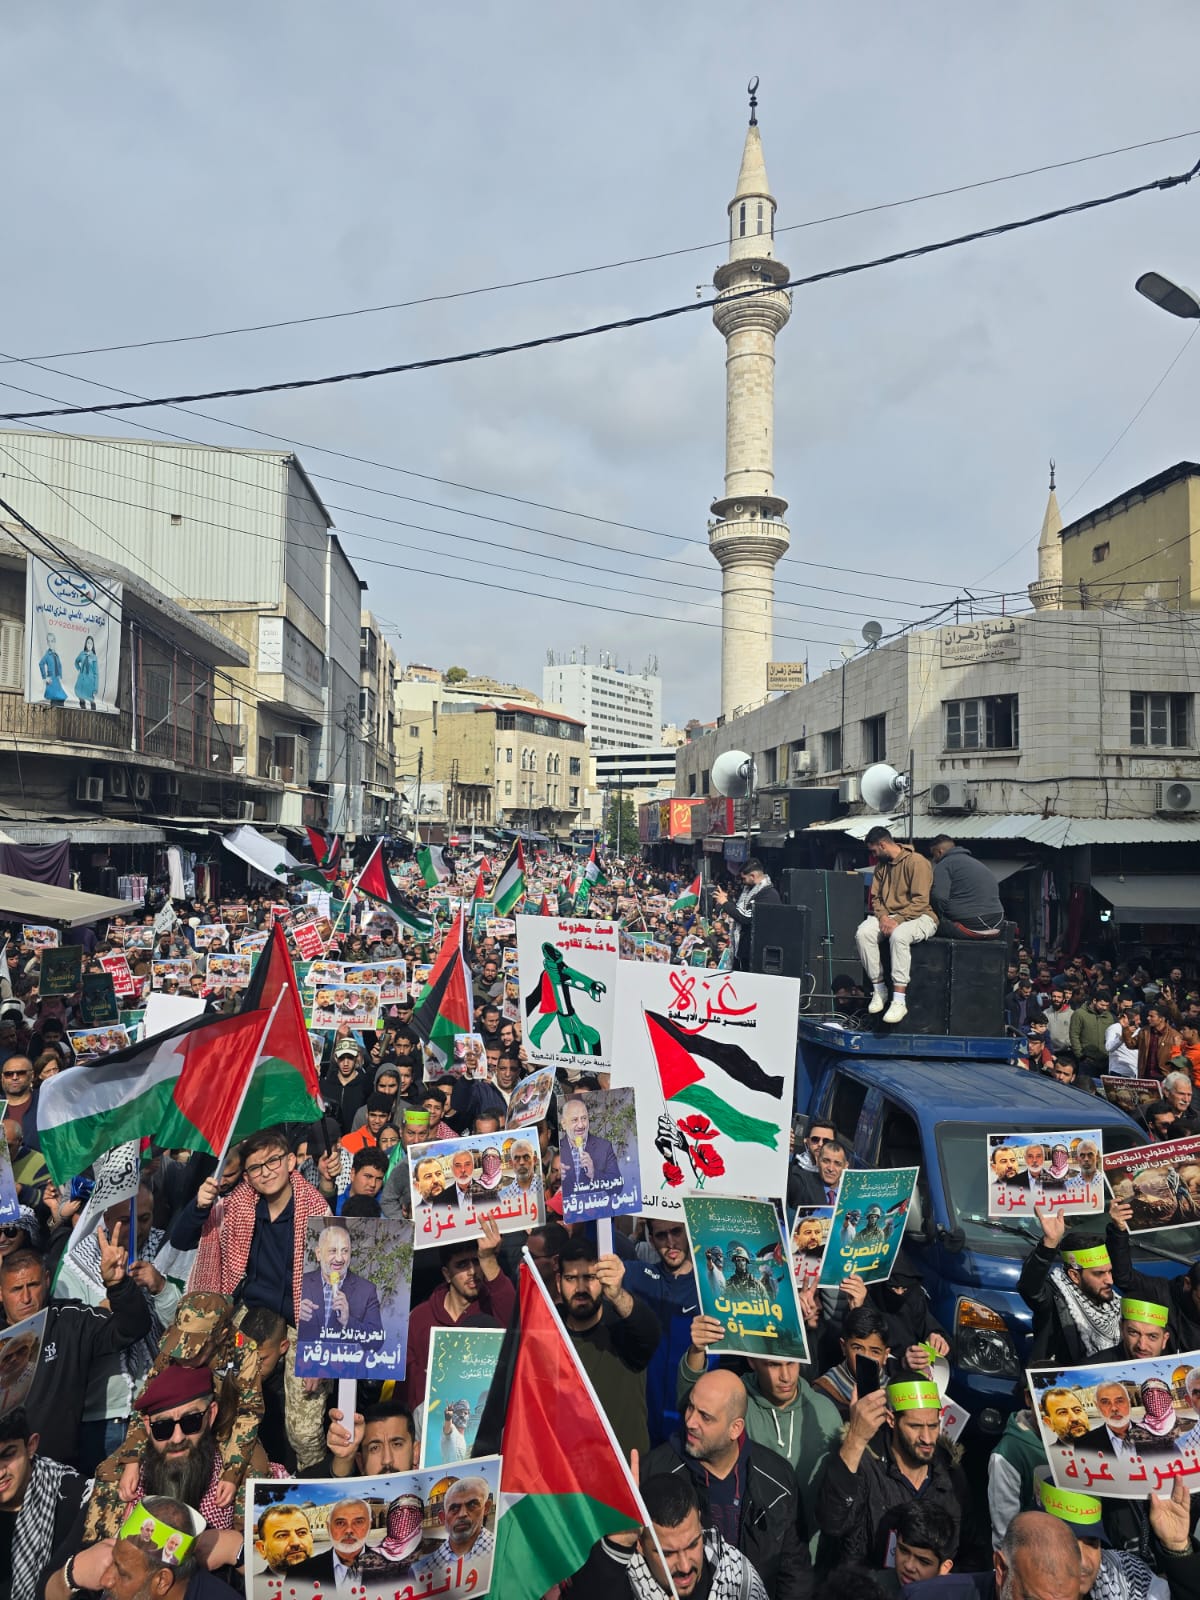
1028, 461, 1063, 611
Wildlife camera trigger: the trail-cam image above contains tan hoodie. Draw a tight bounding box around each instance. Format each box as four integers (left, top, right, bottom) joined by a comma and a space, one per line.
872, 844, 937, 924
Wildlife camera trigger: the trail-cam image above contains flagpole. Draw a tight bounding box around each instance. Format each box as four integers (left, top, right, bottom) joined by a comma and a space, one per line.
214, 988, 286, 1181
328, 844, 379, 942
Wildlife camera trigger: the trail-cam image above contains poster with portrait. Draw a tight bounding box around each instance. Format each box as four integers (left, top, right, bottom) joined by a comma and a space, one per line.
987, 1129, 1104, 1219
471, 901, 494, 938
67, 1025, 130, 1063
1104, 1136, 1200, 1232
1029, 1351, 1200, 1497
485, 918, 515, 940
151, 959, 194, 991
20, 924, 59, 952
409, 1130, 544, 1249
0, 1143, 20, 1225
310, 984, 382, 1031
788, 1204, 836, 1296
206, 953, 252, 991
683, 1194, 807, 1363
98, 952, 137, 998
449, 1034, 488, 1080
557, 1087, 641, 1224
195, 925, 230, 951
243, 1458, 500, 1600
120, 927, 154, 951
505, 1067, 556, 1130
295, 1216, 414, 1381
516, 915, 618, 1075
24, 555, 122, 714
420, 1328, 505, 1469
80, 972, 119, 1026
237, 931, 269, 955
0, 1310, 48, 1417
1101, 1078, 1163, 1117
220, 903, 251, 927
38, 944, 82, 996
821, 1167, 918, 1286
345, 961, 407, 1004
609, 961, 799, 1216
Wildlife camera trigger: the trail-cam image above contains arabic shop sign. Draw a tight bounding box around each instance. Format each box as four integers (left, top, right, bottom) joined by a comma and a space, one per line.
939, 619, 1020, 667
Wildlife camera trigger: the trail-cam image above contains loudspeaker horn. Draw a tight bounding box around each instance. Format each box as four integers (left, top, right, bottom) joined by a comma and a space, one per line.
711, 749, 756, 798
860, 762, 909, 813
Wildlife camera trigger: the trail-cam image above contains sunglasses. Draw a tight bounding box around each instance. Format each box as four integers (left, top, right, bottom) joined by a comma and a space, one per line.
148, 1408, 208, 1442
0, 1227, 24, 1240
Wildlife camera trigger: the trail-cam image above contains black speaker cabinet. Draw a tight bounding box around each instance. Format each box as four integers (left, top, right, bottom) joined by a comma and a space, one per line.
781, 869, 864, 1005
948, 939, 1009, 1037
750, 902, 811, 980
884, 936, 952, 1035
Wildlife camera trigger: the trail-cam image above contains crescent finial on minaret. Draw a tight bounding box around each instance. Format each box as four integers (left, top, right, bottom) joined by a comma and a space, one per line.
747, 76, 759, 125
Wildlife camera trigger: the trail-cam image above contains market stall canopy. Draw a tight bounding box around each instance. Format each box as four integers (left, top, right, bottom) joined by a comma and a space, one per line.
222, 823, 299, 884
0, 873, 143, 929
1092, 874, 1200, 925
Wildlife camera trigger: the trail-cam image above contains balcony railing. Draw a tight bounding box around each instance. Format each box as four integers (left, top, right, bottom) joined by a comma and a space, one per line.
0, 694, 233, 774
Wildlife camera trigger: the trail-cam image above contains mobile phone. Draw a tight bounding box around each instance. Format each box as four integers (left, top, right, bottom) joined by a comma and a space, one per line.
855, 1355, 880, 1396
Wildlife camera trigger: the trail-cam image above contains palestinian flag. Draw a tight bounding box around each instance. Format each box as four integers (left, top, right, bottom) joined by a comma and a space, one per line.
305, 826, 342, 870
292, 864, 339, 891
583, 844, 607, 885
356, 843, 435, 939
417, 844, 451, 889
411, 911, 472, 1067
493, 839, 526, 916
574, 878, 591, 913
472, 869, 487, 901
38, 931, 321, 1186
672, 875, 701, 913
538, 892, 551, 917
474, 1259, 643, 1599
644, 1008, 784, 1150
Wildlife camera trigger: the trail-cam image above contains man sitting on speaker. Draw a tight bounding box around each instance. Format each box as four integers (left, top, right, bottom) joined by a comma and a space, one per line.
713, 859, 781, 972
928, 836, 1005, 940
856, 827, 938, 1026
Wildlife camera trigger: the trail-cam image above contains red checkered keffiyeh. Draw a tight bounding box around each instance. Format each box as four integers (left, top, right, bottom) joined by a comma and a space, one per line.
191, 1172, 327, 1318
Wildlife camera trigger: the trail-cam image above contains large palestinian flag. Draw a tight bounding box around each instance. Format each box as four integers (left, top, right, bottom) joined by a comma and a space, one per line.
411, 911, 473, 1066
356, 842, 435, 939
416, 844, 451, 889
492, 838, 526, 916
39, 926, 320, 1185
474, 1259, 643, 1599
672, 875, 701, 913
644, 1008, 784, 1149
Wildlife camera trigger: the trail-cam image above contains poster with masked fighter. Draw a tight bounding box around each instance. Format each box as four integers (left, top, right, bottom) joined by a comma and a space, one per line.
516, 914, 617, 1075
987, 1129, 1104, 1219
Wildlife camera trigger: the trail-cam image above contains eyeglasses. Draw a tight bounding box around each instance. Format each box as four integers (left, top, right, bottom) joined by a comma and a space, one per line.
148, 1407, 208, 1442
244, 1152, 287, 1181
0, 1227, 24, 1240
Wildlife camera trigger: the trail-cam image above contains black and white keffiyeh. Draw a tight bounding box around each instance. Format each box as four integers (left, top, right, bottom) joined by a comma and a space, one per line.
12, 1456, 76, 1600
1048, 1263, 1122, 1356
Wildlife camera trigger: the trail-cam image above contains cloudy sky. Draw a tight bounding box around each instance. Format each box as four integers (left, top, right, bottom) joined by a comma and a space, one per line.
4, 3, 1199, 724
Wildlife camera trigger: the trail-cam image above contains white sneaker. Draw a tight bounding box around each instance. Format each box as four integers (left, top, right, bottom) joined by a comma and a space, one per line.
867, 989, 888, 1015
883, 995, 908, 1026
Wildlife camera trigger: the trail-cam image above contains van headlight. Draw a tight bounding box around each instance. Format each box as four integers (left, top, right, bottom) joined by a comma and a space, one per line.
955, 1298, 1019, 1377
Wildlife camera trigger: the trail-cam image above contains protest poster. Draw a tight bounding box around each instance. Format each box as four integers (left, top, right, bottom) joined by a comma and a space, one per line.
220, 903, 250, 926
24, 555, 122, 713
311, 984, 382, 1030
987, 1130, 1104, 1219
485, 917, 515, 940
121, 927, 154, 950
501, 948, 519, 973
21, 924, 58, 951
38, 944, 81, 996
0, 1143, 19, 1224
292, 920, 328, 962
236, 931, 269, 955
410, 963, 432, 998
505, 1067, 556, 1130
98, 952, 136, 998
502, 977, 520, 1023
643, 941, 671, 964
410, 1129, 544, 1249
558, 1087, 641, 1224
1101, 1078, 1163, 1118
0, 1310, 48, 1417
304, 960, 345, 987
195, 924, 231, 951
345, 960, 408, 1003
420, 1327, 505, 1468
450, 1034, 488, 1080
151, 959, 194, 991
516, 915, 616, 1076
295, 1216, 414, 1381
243, 1457, 501, 1600
1104, 1135, 1200, 1232
471, 900, 494, 937
206, 953, 252, 990
609, 961, 799, 1215
788, 1204, 835, 1296
306, 1031, 326, 1067
1028, 1351, 1200, 1497
67, 1025, 130, 1062
80, 971, 119, 1025
821, 1167, 918, 1285
143, 994, 205, 1039
683, 1194, 807, 1363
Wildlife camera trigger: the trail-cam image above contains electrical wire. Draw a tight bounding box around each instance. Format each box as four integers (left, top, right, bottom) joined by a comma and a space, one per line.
9, 126, 1199, 364
6, 151, 1198, 424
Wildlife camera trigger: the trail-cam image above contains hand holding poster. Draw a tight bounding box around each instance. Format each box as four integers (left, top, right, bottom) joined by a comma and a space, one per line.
98, 952, 136, 999
988, 1130, 1104, 1219
1104, 1135, 1200, 1231
410, 1130, 544, 1248
68, 1025, 131, 1062
505, 1067, 556, 1130
822, 1167, 918, 1285
310, 984, 382, 1030
151, 959, 194, 991
516, 915, 617, 1073
0, 1310, 48, 1417
420, 1327, 504, 1467
683, 1194, 807, 1362
38, 945, 81, 996
295, 1216, 414, 1380
558, 1087, 641, 1224
788, 1204, 835, 1296
205, 953, 252, 990
21, 925, 59, 952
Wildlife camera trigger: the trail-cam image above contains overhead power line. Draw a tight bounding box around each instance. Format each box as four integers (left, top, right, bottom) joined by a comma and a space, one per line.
5, 151, 1198, 425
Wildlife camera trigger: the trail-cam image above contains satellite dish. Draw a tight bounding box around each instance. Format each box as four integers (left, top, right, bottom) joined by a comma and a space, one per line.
839, 639, 856, 661
860, 762, 910, 813
862, 620, 883, 646
711, 749, 757, 798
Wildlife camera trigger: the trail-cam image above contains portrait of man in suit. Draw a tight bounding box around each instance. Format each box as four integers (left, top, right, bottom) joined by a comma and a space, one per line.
297, 1222, 383, 1344
290, 1498, 372, 1589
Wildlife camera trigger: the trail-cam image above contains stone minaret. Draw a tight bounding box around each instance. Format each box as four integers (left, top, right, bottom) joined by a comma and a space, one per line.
709, 85, 792, 719
1028, 462, 1063, 611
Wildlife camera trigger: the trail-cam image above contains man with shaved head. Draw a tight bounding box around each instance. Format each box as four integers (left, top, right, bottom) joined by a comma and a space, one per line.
641, 1368, 810, 1599
995, 1511, 1082, 1600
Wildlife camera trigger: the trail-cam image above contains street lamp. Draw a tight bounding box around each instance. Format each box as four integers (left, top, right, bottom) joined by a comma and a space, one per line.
1135, 270, 1200, 320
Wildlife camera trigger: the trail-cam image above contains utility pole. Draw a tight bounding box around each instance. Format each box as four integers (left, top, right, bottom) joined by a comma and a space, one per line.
415, 748, 424, 848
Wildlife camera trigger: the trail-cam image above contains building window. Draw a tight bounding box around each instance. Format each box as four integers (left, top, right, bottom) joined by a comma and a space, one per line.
757, 201, 764, 235
823, 728, 843, 772
409, 725, 419, 738
1093, 542, 1110, 564
506, 747, 513, 763
862, 714, 886, 764
738, 202, 746, 238
701, 769, 710, 795
569, 756, 581, 776
504, 780, 512, 796
569, 786, 579, 806
944, 695, 1019, 751
1131, 691, 1191, 748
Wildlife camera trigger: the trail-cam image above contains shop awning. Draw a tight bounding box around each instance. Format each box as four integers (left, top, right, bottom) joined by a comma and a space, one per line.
1092, 875, 1200, 925
985, 859, 1034, 883
0, 873, 144, 928
0, 818, 164, 846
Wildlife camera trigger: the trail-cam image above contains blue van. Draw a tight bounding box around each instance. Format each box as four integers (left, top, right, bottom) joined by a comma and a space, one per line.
796, 1019, 1198, 1438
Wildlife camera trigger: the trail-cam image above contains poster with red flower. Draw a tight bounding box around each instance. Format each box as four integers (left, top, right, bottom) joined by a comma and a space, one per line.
682, 1193, 808, 1363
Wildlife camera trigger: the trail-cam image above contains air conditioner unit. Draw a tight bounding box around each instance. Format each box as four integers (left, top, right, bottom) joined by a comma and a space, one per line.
1157, 780, 1198, 815
930, 779, 971, 813
238, 801, 256, 821
74, 775, 104, 804
131, 772, 151, 803
791, 750, 816, 777
153, 773, 180, 797
107, 766, 129, 798
269, 765, 283, 782
838, 776, 860, 805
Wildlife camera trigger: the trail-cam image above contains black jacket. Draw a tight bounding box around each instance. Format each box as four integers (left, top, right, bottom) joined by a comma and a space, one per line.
1107, 1222, 1200, 1350
22, 1283, 153, 1466
816, 1427, 969, 1571
729, 883, 783, 972
1017, 1240, 1099, 1366
642, 1434, 811, 1600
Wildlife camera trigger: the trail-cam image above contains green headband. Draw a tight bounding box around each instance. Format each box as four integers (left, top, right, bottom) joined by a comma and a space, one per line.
1065, 1244, 1110, 1271
1038, 1479, 1102, 1529
1122, 1298, 1169, 1329
887, 1380, 940, 1413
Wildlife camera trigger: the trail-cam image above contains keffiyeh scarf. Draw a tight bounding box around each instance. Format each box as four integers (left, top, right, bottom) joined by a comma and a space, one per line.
1091, 1549, 1161, 1600
12, 1456, 75, 1600
1048, 1263, 1122, 1355
72, 1226, 167, 1381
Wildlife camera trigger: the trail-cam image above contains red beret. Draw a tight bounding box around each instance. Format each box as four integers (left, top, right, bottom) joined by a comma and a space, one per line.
135, 1363, 214, 1415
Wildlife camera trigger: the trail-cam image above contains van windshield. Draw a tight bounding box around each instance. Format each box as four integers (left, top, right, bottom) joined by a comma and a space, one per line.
936, 1121, 1200, 1264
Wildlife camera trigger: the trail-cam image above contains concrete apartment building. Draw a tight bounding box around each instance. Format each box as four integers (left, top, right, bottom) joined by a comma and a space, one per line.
435, 701, 587, 838
359, 612, 397, 835
543, 653, 662, 749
